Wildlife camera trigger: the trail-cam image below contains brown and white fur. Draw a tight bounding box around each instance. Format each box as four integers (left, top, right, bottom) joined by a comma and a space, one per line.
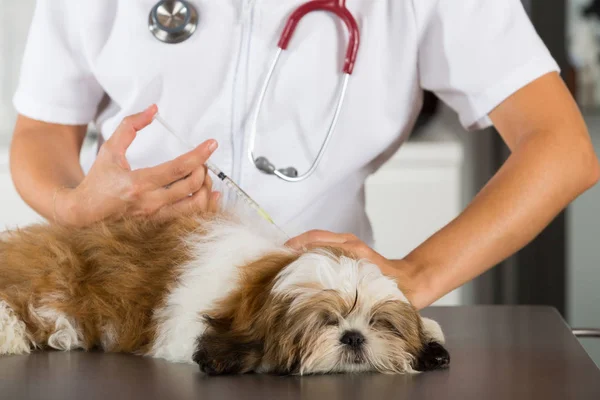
0, 211, 449, 375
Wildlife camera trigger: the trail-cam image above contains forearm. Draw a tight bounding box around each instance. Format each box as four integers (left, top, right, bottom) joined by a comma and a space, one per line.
393, 126, 600, 309
10, 115, 86, 222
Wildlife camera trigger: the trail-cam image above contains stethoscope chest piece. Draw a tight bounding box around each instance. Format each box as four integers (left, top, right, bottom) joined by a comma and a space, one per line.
149, 0, 198, 44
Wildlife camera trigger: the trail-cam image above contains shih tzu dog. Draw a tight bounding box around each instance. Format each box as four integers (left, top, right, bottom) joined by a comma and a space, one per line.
0, 211, 450, 375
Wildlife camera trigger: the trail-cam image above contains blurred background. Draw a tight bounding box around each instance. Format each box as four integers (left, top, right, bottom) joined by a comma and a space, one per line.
0, 0, 598, 366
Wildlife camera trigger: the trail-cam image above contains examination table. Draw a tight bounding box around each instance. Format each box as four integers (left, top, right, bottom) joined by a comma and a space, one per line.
1, 306, 599, 400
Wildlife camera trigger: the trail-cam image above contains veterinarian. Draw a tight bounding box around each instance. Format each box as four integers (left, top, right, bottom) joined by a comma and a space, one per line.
10, 1, 600, 309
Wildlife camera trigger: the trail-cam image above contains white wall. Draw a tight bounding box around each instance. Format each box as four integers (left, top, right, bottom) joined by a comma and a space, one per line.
0, 0, 35, 142
0, 0, 41, 228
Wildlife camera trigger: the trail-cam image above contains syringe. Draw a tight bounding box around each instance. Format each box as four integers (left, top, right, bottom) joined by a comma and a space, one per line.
153, 113, 288, 238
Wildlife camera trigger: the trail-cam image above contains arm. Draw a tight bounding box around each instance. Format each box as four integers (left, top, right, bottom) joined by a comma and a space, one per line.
10, 115, 87, 222
287, 72, 600, 309
398, 72, 599, 308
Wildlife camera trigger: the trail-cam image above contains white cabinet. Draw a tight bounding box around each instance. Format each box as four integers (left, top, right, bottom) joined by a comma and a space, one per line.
365, 134, 465, 306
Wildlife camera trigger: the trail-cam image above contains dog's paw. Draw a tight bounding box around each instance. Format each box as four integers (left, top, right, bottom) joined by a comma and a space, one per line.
415, 342, 450, 371
197, 359, 222, 375
193, 345, 245, 375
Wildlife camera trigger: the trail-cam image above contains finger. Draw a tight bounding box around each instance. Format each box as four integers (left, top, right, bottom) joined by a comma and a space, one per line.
285, 230, 357, 250
106, 105, 158, 153
302, 242, 362, 257
191, 186, 211, 212
133, 139, 218, 189
165, 164, 211, 190
305, 241, 374, 259
285, 230, 332, 249
204, 171, 214, 193
151, 165, 208, 207
208, 191, 221, 213
156, 186, 212, 220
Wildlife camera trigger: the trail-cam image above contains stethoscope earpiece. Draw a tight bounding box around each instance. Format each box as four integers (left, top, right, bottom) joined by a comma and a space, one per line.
149, 0, 198, 44
278, 167, 299, 178
254, 157, 298, 178
254, 157, 276, 175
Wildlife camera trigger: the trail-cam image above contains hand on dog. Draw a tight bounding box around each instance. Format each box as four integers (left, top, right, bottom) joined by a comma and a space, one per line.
286, 230, 426, 309
54, 105, 221, 226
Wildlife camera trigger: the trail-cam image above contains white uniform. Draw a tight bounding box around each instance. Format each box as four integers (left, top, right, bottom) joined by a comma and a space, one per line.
13, 0, 559, 243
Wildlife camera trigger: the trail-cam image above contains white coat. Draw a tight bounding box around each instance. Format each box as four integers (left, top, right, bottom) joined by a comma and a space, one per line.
13, 0, 559, 242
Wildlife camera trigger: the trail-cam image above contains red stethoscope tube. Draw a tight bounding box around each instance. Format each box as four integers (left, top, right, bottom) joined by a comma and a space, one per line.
278, 0, 360, 75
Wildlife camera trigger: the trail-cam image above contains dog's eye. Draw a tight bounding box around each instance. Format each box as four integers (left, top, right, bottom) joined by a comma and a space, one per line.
322, 314, 339, 326
370, 317, 403, 338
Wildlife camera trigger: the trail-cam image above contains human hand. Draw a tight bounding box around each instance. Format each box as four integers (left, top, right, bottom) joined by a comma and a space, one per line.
286, 230, 431, 309
54, 105, 220, 227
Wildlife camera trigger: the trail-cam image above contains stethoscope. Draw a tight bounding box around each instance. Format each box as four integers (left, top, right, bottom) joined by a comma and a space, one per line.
149, 0, 360, 182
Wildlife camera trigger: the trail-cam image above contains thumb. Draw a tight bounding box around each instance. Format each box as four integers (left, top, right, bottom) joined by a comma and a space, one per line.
107, 104, 158, 153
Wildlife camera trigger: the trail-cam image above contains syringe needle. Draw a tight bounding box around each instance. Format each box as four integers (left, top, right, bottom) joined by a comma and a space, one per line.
154, 114, 192, 149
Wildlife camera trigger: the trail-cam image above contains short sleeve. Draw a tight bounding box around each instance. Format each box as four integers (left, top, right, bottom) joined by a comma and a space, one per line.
13, 0, 104, 125
414, 0, 561, 131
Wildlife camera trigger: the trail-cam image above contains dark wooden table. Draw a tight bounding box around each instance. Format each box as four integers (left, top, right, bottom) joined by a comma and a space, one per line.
1, 306, 599, 400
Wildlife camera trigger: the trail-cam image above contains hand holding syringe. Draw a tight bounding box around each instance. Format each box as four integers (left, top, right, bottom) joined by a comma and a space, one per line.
153, 114, 288, 238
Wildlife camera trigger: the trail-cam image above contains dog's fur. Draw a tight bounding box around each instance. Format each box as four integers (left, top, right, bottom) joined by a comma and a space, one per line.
0, 211, 449, 375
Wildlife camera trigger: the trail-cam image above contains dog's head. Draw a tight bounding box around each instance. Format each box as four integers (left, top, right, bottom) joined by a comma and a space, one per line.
193, 248, 449, 375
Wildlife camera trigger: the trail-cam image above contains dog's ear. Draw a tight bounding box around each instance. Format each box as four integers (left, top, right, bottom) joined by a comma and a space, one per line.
414, 317, 450, 371
193, 315, 264, 375
420, 317, 445, 344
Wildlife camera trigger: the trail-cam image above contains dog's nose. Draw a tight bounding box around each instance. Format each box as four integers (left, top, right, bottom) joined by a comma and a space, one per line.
340, 330, 365, 348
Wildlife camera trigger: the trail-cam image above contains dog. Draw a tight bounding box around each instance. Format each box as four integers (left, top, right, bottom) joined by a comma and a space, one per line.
0, 211, 449, 375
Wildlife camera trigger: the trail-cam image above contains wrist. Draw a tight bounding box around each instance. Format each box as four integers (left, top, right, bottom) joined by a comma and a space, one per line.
53, 186, 84, 227
388, 258, 437, 310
